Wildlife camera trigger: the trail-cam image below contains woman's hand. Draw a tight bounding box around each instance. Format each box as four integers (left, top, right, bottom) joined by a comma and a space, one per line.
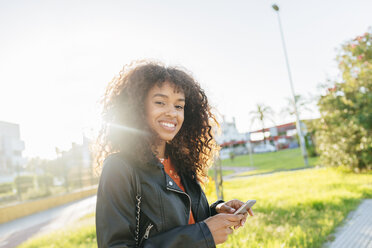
204, 214, 244, 245
216, 200, 254, 228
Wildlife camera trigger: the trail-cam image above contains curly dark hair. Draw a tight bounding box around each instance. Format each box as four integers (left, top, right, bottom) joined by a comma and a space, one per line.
95, 61, 219, 181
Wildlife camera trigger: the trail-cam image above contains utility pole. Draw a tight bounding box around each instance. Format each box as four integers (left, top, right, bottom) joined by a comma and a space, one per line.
272, 4, 309, 166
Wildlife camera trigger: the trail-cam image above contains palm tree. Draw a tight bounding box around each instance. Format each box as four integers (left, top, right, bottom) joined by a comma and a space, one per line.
249, 104, 275, 142
281, 94, 311, 119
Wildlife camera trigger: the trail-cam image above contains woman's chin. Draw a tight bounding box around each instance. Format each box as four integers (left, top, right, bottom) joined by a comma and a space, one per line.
159, 135, 175, 143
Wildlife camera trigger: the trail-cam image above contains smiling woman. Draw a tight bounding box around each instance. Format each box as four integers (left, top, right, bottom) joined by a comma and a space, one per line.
94, 61, 254, 248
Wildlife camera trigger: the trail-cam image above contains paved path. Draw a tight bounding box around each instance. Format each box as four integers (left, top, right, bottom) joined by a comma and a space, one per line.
220, 166, 256, 180
326, 199, 372, 248
0, 195, 96, 248
224, 166, 312, 181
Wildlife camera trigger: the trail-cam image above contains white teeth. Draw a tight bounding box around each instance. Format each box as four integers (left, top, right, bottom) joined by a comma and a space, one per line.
160, 122, 175, 128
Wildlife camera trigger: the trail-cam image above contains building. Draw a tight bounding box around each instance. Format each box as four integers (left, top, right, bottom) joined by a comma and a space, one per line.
249, 121, 308, 149
215, 117, 248, 159
0, 121, 26, 174
215, 117, 246, 145
217, 117, 311, 156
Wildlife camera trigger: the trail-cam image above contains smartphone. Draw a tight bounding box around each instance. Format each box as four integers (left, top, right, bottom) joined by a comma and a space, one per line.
233, 200, 256, 215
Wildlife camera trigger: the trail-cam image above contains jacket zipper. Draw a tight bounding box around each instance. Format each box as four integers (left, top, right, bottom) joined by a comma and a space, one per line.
139, 222, 154, 246
166, 187, 192, 223
143, 223, 154, 239
161, 166, 193, 222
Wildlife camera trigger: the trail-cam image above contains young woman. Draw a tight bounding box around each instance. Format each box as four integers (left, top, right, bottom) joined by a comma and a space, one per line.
95, 61, 253, 248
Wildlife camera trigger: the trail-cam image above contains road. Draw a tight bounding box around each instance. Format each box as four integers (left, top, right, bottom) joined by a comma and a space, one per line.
0, 195, 96, 248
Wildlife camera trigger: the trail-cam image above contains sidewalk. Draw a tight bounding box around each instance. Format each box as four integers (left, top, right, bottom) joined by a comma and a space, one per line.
0, 195, 96, 248
325, 199, 372, 248
223, 166, 313, 181
220, 166, 255, 180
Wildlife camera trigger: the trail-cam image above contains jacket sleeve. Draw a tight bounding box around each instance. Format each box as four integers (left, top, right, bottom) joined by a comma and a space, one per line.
96, 155, 138, 248
96, 155, 216, 248
210, 200, 225, 216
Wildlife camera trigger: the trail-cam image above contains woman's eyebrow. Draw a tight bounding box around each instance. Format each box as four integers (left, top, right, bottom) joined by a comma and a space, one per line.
152, 93, 185, 101
152, 93, 168, 98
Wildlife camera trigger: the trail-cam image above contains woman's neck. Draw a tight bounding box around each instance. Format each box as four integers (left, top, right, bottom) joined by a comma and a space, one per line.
152, 140, 166, 159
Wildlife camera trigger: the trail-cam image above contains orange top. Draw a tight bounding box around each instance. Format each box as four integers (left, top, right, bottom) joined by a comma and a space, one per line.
161, 158, 195, 225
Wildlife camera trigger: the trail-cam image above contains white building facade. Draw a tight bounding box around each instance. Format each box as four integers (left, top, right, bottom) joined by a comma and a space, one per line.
215, 117, 248, 159
0, 121, 25, 174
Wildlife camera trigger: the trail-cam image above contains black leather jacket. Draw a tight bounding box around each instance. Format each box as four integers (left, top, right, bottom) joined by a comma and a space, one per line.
96, 154, 222, 248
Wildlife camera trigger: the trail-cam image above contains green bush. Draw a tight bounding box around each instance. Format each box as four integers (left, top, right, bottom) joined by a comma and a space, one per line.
37, 174, 54, 190
305, 132, 317, 157
14, 175, 34, 193
0, 182, 13, 194
314, 28, 372, 171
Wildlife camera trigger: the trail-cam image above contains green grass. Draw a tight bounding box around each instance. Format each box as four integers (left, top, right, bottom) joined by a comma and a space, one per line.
18, 225, 97, 248
222, 148, 320, 176
19, 168, 372, 248
213, 168, 372, 248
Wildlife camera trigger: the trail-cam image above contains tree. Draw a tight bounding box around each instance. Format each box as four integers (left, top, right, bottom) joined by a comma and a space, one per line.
249, 104, 275, 142
282, 95, 318, 157
314, 28, 372, 171
281, 94, 311, 119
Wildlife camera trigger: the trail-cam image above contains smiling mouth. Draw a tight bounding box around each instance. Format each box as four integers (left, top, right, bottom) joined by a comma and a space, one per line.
159, 121, 176, 131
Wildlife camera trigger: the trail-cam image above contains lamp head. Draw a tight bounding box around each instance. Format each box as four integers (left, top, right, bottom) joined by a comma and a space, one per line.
272, 4, 279, 11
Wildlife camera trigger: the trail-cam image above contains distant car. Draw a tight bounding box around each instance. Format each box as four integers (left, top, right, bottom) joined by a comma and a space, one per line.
253, 144, 276, 153
289, 142, 299, 149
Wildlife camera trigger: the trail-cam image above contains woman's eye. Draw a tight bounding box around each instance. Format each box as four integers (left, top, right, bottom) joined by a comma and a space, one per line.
155, 101, 165, 105
176, 105, 184, 110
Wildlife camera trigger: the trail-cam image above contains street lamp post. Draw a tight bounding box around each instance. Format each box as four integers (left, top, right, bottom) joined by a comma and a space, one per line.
272, 4, 309, 167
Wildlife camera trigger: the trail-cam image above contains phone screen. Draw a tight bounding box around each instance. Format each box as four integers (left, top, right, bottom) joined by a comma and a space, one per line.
234, 200, 256, 215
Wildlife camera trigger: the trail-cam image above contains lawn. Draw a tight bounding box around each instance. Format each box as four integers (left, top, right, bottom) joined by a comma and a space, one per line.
213, 168, 372, 247
221, 148, 320, 175
18, 167, 372, 248
18, 225, 97, 248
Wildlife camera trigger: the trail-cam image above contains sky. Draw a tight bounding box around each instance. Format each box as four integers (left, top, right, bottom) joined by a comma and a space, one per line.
0, 0, 371, 159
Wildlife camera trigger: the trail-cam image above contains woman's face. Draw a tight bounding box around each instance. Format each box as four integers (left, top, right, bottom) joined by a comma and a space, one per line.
145, 81, 185, 143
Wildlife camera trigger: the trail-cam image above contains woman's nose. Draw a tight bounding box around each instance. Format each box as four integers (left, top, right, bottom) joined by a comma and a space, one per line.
166, 106, 177, 117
